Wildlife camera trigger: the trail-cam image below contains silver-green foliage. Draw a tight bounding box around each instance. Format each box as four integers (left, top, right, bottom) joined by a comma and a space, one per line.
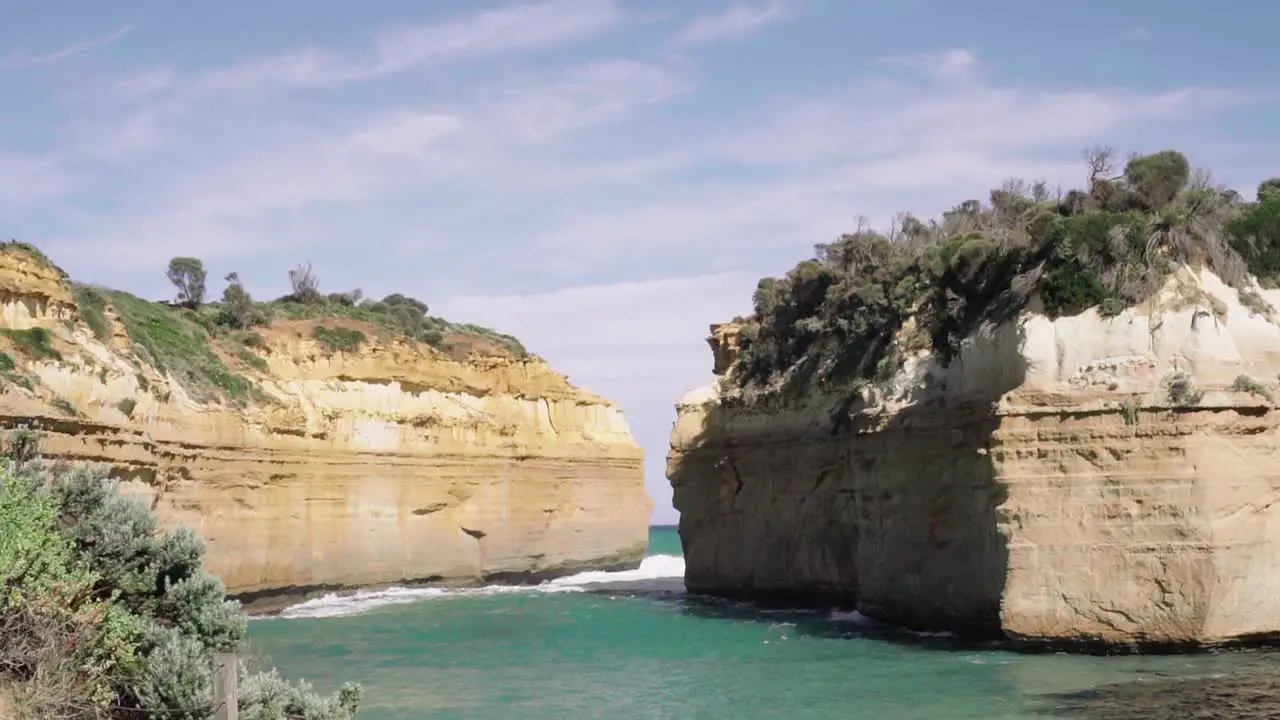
0, 426, 363, 718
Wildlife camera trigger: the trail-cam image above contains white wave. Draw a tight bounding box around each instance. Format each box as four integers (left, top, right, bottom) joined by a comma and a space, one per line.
828, 609, 957, 638
829, 609, 874, 625
277, 554, 686, 620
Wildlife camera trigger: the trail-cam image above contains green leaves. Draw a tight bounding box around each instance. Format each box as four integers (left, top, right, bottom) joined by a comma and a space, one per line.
1, 432, 363, 718
731, 149, 1276, 398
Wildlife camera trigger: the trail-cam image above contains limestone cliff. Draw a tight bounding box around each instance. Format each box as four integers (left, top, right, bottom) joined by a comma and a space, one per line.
0, 244, 650, 608
669, 266, 1280, 648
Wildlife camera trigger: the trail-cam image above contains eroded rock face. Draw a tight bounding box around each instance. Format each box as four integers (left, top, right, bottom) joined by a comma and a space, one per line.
0, 247, 651, 606
668, 268, 1280, 647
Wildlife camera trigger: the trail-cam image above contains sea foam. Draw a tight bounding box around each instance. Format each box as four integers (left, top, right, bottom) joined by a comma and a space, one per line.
276, 554, 686, 620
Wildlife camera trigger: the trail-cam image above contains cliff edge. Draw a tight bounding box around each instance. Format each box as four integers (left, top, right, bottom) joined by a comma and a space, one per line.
0, 244, 651, 607
669, 153, 1280, 649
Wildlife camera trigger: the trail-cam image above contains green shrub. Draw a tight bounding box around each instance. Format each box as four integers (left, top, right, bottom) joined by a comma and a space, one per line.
104, 290, 254, 404
1230, 374, 1270, 399
71, 284, 112, 342
0, 352, 13, 372
1230, 198, 1280, 287
116, 398, 138, 418
0, 429, 364, 718
0, 370, 34, 391
52, 397, 78, 416
218, 272, 266, 330
732, 148, 1259, 397
0, 327, 60, 361
1120, 398, 1141, 425
1258, 178, 1280, 203
238, 348, 270, 372
312, 325, 366, 354
1164, 370, 1203, 406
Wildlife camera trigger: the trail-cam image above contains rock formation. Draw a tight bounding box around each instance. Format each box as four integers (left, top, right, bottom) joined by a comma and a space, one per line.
669, 267, 1280, 648
0, 244, 650, 609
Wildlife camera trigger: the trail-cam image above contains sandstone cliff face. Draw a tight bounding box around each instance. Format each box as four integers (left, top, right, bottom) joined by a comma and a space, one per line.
669, 266, 1280, 647
0, 246, 650, 607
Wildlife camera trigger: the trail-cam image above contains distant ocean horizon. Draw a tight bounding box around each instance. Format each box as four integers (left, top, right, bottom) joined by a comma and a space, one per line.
246, 527, 1276, 719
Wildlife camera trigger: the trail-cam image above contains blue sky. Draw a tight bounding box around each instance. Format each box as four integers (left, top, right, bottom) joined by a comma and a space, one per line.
3, 0, 1279, 524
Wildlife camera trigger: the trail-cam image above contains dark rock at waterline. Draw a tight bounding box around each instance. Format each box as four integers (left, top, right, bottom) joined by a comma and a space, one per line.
1039, 658, 1280, 719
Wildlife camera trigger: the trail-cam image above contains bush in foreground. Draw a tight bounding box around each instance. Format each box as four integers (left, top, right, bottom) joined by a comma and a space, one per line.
0, 426, 363, 719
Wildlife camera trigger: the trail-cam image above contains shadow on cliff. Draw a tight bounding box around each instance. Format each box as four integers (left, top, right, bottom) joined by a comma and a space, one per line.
668, 318, 1031, 643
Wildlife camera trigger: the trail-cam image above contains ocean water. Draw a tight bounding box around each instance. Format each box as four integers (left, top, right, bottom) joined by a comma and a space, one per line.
247, 527, 1280, 719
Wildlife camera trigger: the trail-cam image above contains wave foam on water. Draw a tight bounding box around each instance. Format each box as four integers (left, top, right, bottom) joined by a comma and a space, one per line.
276, 554, 686, 620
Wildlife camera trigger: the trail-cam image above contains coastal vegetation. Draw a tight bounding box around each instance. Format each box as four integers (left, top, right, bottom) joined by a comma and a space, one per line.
0, 426, 362, 718
1, 242, 527, 406
732, 148, 1280, 397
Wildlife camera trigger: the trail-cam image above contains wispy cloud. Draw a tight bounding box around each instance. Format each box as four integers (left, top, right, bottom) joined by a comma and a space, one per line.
0, 153, 72, 205
192, 0, 624, 97
0, 25, 132, 71
672, 1, 793, 47
874, 48, 983, 83
3, 0, 1269, 523
70, 0, 629, 162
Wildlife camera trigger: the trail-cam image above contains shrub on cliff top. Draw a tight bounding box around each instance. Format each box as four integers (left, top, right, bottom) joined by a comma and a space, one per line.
734, 148, 1280, 396
312, 325, 366, 354
0, 327, 61, 362
104, 289, 255, 404
71, 284, 112, 342
0, 426, 364, 719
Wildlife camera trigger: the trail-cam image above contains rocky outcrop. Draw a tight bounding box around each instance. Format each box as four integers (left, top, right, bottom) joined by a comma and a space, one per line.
0, 245, 650, 608
669, 266, 1280, 648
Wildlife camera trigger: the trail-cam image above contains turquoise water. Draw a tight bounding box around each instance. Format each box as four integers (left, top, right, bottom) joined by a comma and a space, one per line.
247, 528, 1278, 719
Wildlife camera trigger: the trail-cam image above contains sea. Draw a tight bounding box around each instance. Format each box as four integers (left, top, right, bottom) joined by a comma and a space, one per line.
247, 527, 1280, 719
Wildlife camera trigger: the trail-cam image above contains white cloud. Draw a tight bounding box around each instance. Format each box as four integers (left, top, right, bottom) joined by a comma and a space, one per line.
4, 8, 1265, 521
113, 67, 175, 99
436, 272, 759, 524
481, 59, 692, 142
672, 1, 793, 47
0, 153, 72, 205
0, 25, 132, 71
190, 0, 623, 97
875, 48, 983, 83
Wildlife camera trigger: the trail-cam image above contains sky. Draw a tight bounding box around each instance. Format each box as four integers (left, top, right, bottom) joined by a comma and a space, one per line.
3, 0, 1280, 524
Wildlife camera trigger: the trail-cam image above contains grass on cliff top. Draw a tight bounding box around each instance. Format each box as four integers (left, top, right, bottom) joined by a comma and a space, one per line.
36, 272, 529, 406
734, 149, 1280, 397
262, 296, 529, 359
0, 240, 68, 279
101, 289, 257, 404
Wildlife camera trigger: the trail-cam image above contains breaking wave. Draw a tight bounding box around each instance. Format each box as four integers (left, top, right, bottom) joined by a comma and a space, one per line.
276, 554, 686, 620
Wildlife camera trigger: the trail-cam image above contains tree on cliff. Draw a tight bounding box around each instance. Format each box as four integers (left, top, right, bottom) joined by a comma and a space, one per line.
0, 426, 364, 719
287, 262, 322, 305
733, 148, 1280, 395
220, 272, 263, 329
166, 257, 208, 309
1260, 178, 1280, 203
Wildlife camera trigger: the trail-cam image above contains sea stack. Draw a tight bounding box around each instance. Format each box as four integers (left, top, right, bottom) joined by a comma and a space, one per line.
669, 157, 1280, 649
